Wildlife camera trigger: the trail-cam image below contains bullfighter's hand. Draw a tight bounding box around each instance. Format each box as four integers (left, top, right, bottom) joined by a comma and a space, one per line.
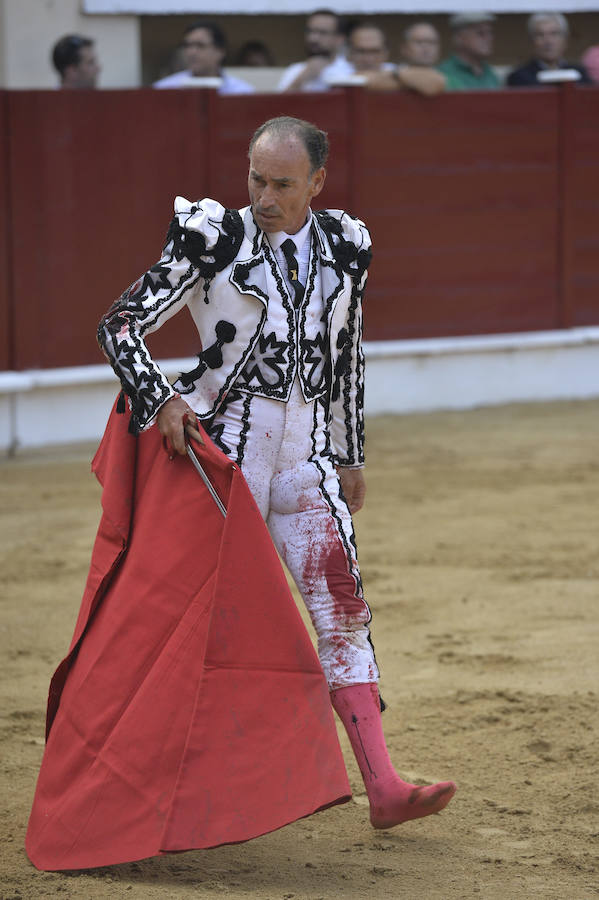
157, 396, 204, 457
337, 466, 366, 515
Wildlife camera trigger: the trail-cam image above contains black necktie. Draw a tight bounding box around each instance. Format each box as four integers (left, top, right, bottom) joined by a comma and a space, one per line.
281, 238, 305, 307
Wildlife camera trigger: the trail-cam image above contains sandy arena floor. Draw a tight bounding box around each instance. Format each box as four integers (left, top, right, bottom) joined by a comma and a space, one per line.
1, 400, 598, 900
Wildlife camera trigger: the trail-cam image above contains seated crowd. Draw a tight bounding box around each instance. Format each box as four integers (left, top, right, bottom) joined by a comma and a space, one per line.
51, 9, 598, 95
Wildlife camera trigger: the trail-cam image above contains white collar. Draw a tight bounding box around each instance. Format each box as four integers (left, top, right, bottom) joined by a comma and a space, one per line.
267, 210, 313, 254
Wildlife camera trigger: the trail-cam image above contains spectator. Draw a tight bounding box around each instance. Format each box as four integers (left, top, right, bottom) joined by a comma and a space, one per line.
154, 21, 254, 94
235, 40, 275, 67
400, 22, 442, 67
51, 34, 100, 89
507, 13, 592, 86
582, 46, 599, 83
439, 12, 500, 90
345, 22, 445, 97
345, 21, 395, 75
277, 9, 351, 92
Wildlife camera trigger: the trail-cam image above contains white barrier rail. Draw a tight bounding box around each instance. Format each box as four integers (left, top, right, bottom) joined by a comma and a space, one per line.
2, 327, 599, 454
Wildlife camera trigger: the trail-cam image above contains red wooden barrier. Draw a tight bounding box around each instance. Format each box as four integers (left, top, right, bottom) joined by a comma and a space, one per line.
2, 87, 599, 371
8, 90, 211, 369
564, 85, 599, 328
0, 92, 10, 369
357, 89, 561, 339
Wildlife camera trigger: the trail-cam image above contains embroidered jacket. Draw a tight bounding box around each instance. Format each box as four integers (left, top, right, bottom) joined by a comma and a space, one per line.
98, 198, 372, 467
235, 232, 331, 402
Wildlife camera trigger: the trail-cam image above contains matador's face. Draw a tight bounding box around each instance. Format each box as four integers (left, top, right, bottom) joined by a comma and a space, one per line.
248, 134, 325, 236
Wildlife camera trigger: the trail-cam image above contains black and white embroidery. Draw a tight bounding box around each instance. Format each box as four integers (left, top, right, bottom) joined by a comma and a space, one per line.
166, 207, 244, 277
204, 386, 246, 457
310, 397, 365, 601
234, 242, 296, 399
240, 331, 289, 390
130, 264, 173, 298
206, 421, 232, 457
297, 243, 329, 400
177, 320, 237, 390
98, 203, 245, 434
231, 256, 269, 304
236, 233, 332, 404
236, 393, 253, 466
314, 210, 372, 280
98, 255, 202, 433
302, 328, 328, 395
339, 280, 364, 466
312, 212, 369, 467
98, 198, 371, 454
332, 327, 351, 403
204, 390, 253, 467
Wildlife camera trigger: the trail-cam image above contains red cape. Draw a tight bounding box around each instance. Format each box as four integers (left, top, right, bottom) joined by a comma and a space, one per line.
26, 402, 350, 871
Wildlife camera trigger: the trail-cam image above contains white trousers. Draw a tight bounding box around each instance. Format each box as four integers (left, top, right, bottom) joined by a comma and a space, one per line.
207, 379, 379, 689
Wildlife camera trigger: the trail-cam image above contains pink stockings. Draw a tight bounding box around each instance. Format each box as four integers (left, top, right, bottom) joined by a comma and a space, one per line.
330, 682, 456, 829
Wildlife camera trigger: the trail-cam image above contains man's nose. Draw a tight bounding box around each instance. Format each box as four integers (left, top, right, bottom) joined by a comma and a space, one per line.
260, 185, 276, 208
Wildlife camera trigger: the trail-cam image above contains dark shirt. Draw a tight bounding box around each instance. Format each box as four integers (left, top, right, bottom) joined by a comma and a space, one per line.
507, 59, 592, 87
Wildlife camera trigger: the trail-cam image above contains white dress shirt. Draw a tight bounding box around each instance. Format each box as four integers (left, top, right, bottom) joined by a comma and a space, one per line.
153, 69, 254, 94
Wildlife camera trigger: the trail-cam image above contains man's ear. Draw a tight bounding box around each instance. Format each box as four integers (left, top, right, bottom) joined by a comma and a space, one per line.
311, 167, 326, 199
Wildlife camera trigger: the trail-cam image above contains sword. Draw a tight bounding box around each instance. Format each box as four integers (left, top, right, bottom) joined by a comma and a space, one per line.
184, 424, 227, 518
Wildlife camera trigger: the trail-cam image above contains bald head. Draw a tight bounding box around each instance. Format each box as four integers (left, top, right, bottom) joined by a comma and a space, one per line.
249, 116, 329, 174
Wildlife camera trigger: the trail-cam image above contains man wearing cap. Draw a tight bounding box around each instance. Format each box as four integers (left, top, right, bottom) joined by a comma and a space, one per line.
439, 12, 500, 90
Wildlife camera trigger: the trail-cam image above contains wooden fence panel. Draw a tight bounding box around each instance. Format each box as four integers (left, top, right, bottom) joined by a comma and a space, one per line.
0, 93, 10, 369
3, 87, 598, 371
8, 89, 210, 369
568, 85, 599, 327
356, 89, 562, 340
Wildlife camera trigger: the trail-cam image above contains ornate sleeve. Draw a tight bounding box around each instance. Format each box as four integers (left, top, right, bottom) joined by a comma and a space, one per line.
319, 210, 371, 467
330, 270, 367, 467
97, 197, 244, 434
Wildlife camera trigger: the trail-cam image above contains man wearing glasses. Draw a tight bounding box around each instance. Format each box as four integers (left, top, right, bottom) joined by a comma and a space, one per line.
341, 21, 446, 97
154, 20, 254, 94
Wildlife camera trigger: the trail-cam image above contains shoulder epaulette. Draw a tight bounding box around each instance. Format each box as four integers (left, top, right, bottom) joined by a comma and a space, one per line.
166, 202, 244, 278
315, 209, 372, 280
